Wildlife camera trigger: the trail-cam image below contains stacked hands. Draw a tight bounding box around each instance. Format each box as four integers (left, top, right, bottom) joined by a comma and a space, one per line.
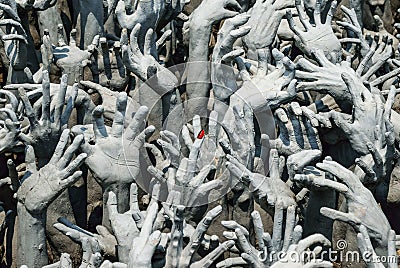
0, 0, 400, 267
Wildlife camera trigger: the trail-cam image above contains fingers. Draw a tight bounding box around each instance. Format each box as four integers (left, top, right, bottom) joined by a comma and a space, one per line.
326, 1, 337, 25
111, 92, 127, 138
25, 145, 37, 173
129, 183, 140, 213
41, 70, 51, 124
293, 174, 349, 193
57, 134, 84, 169
125, 106, 149, 140
49, 129, 71, 165
313, 0, 322, 26
282, 205, 296, 251
193, 240, 235, 268
320, 207, 361, 228
54, 74, 68, 128
60, 84, 78, 128
18, 87, 38, 128
7, 159, 19, 191
61, 153, 87, 179
272, 202, 284, 252
107, 191, 119, 220
92, 106, 108, 140
251, 211, 266, 251
144, 28, 154, 56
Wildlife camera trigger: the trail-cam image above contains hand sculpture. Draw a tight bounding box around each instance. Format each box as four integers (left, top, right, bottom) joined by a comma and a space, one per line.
54, 217, 118, 259
47, 29, 97, 84
211, 13, 250, 103
18, 72, 77, 164
121, 24, 178, 96
16, 129, 86, 267
218, 204, 332, 268
287, 0, 341, 62
315, 158, 391, 256
226, 148, 296, 210
107, 183, 161, 263
148, 121, 223, 208
267, 103, 322, 156
0, 0, 30, 83
231, 49, 297, 112
323, 73, 392, 156
165, 205, 234, 268
242, 0, 294, 59
91, 38, 129, 91
127, 202, 161, 268
74, 92, 154, 226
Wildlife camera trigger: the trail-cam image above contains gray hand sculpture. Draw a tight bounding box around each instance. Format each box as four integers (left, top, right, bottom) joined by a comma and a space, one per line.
231, 49, 297, 112
315, 158, 392, 257
54, 217, 118, 260
242, 0, 294, 59
287, 0, 341, 63
165, 205, 233, 268
75, 92, 154, 226
121, 24, 178, 96
226, 148, 297, 210
219, 204, 332, 268
16, 129, 86, 267
18, 71, 77, 165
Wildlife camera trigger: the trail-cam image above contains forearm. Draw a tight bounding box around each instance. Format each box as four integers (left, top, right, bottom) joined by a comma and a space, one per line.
17, 203, 48, 267
185, 18, 213, 118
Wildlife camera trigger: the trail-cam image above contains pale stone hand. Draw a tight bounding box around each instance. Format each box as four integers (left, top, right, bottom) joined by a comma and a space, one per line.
165, 205, 233, 268
211, 13, 250, 102
127, 202, 161, 268
18, 72, 77, 164
106, 183, 160, 263
0, 107, 22, 154
0, 0, 31, 83
54, 217, 118, 260
80, 237, 103, 268
226, 149, 296, 210
295, 48, 395, 109
287, 0, 341, 62
148, 125, 223, 208
242, 0, 294, 58
323, 74, 392, 156
219, 205, 332, 268
16, 129, 86, 267
267, 103, 321, 156
121, 24, 178, 96
75, 92, 154, 227
78, 93, 154, 188
51, 29, 98, 84
91, 37, 129, 91
317, 158, 391, 256
232, 49, 297, 112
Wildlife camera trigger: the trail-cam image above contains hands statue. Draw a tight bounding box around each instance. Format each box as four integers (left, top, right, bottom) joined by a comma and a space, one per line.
16, 129, 86, 267
231, 49, 297, 112
18, 72, 77, 164
218, 204, 332, 268
121, 24, 178, 96
287, 0, 341, 62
